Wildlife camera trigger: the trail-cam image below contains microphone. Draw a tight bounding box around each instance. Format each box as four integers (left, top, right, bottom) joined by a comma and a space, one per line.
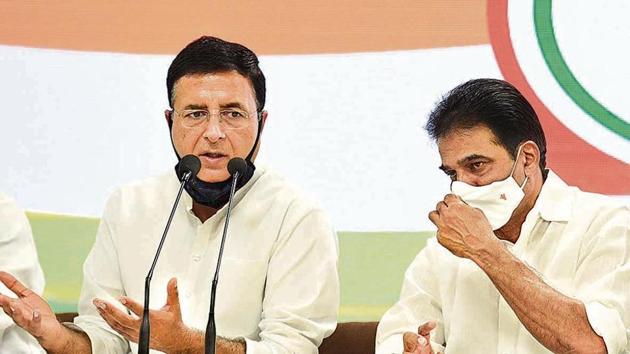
205, 157, 247, 354
138, 154, 201, 354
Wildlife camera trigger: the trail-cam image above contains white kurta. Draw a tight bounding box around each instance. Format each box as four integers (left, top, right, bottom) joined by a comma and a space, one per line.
73, 165, 340, 354
377, 170, 630, 354
0, 193, 45, 354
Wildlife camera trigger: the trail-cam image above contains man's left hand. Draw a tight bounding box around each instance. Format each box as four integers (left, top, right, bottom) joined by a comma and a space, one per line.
428, 194, 497, 259
94, 277, 200, 353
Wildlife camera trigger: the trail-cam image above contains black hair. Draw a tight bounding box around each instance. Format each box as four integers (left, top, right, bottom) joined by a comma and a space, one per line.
166, 36, 266, 111
426, 78, 547, 169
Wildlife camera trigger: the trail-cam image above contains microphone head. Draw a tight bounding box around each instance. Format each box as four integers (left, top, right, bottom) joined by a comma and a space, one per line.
227, 157, 247, 176
179, 154, 201, 177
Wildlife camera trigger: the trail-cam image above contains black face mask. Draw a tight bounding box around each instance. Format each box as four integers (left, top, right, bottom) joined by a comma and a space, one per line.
170, 113, 261, 209
174, 158, 255, 209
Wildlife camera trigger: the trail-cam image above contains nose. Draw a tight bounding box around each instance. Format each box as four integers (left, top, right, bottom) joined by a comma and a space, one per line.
202, 115, 226, 142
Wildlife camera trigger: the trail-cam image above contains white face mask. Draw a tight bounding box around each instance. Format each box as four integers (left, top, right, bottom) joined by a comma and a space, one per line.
450, 147, 528, 230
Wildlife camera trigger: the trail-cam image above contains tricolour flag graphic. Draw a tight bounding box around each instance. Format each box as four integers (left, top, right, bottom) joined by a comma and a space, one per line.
489, 0, 629, 195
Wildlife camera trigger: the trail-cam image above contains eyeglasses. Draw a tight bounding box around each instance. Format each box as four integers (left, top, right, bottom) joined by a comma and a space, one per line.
172, 108, 261, 130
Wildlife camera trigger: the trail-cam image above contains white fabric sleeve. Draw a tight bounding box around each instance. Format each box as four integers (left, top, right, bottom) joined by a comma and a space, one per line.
72, 189, 130, 354
573, 204, 630, 354
0, 193, 46, 353
376, 237, 445, 354
244, 208, 339, 354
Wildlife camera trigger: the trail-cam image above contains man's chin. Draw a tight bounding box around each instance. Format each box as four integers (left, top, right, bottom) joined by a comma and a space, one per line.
197, 170, 231, 183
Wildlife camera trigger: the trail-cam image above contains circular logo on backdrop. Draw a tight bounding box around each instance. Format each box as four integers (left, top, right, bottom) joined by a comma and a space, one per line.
488, 0, 630, 194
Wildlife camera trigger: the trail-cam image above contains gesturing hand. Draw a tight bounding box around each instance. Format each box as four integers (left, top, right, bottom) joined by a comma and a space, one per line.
0, 271, 66, 350
94, 277, 199, 353
428, 194, 497, 259
402, 321, 442, 354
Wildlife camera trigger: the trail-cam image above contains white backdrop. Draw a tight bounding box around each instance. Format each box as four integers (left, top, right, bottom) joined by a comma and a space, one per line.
0, 44, 501, 231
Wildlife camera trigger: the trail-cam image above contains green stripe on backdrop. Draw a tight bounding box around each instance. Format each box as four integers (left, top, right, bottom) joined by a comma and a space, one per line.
338, 231, 432, 321
27, 212, 432, 321
534, 0, 630, 139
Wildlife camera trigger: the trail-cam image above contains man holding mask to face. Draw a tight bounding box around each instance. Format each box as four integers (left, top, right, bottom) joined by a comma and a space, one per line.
376, 79, 630, 354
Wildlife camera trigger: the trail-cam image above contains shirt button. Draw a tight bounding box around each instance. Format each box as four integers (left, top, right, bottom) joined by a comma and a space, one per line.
193, 255, 201, 262
185, 291, 192, 298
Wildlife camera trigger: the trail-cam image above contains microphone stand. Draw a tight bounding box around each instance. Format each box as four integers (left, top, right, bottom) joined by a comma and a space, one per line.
205, 171, 240, 354
138, 171, 192, 354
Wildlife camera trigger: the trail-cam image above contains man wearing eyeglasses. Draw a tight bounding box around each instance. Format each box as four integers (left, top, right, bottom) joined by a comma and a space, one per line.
0, 36, 339, 354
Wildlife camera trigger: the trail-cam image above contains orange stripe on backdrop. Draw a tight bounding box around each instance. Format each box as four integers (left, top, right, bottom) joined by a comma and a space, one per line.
0, 1, 488, 55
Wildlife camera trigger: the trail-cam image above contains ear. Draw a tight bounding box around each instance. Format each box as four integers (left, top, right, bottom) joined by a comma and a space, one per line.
249, 110, 268, 161
165, 109, 173, 129
259, 110, 268, 133
520, 140, 541, 176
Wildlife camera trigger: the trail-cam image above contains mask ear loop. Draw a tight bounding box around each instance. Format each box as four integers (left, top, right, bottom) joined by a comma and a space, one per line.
167, 109, 182, 160
245, 111, 263, 162
519, 175, 529, 190
510, 144, 528, 189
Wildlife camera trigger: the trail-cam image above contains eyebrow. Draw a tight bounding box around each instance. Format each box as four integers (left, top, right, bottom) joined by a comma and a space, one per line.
182, 102, 249, 111
439, 154, 491, 171
182, 104, 208, 110
220, 102, 248, 111
458, 154, 490, 165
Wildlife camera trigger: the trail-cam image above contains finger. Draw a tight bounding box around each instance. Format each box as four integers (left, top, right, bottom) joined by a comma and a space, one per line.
32, 309, 42, 326
436, 232, 448, 248
100, 311, 137, 343
26, 308, 43, 336
94, 299, 138, 335
9, 299, 35, 330
165, 278, 181, 316
417, 335, 430, 354
428, 211, 441, 226
10, 302, 29, 328
0, 272, 32, 298
96, 305, 138, 342
0, 297, 41, 338
419, 339, 433, 354
403, 331, 419, 352
435, 201, 447, 213
0, 296, 17, 320
95, 299, 137, 327
444, 194, 462, 204
119, 296, 143, 317
0, 301, 12, 317
0, 298, 21, 328
0, 293, 14, 311
417, 321, 437, 336
417, 321, 437, 354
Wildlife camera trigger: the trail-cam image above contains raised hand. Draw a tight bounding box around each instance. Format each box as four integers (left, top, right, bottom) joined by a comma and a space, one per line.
0, 271, 67, 350
428, 194, 498, 259
402, 321, 442, 354
94, 277, 201, 353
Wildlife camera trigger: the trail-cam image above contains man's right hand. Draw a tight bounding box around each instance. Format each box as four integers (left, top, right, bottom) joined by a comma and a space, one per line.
0, 271, 68, 351
402, 321, 442, 354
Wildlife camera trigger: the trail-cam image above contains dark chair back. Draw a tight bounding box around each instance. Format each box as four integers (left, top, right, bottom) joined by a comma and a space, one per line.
55, 313, 378, 354
319, 322, 378, 354
55, 312, 78, 323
